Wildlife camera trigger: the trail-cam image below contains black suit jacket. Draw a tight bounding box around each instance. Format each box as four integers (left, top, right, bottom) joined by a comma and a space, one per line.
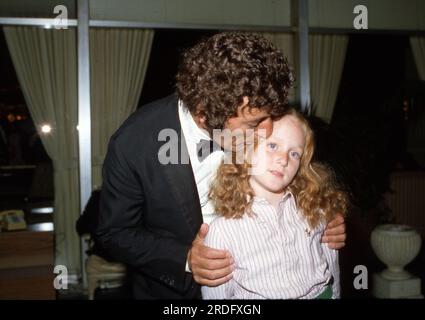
95, 94, 203, 299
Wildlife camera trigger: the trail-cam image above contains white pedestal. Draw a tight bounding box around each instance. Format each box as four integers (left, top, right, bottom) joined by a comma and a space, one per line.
372, 273, 423, 299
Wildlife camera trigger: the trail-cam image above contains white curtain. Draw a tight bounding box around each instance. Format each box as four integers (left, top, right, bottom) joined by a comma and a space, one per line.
4, 26, 81, 274
4, 26, 154, 277
309, 34, 348, 123
410, 36, 425, 81
258, 32, 347, 122
90, 29, 154, 188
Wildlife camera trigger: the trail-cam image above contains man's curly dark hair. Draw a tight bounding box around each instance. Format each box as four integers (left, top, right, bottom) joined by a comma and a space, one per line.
176, 32, 294, 130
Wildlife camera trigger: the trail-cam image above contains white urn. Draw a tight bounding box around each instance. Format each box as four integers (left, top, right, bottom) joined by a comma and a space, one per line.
371, 224, 422, 280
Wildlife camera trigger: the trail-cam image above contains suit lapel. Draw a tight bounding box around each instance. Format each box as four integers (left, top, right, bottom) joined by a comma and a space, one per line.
158, 97, 203, 237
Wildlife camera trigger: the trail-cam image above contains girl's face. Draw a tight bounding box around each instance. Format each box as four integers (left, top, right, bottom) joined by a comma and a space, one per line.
249, 115, 306, 199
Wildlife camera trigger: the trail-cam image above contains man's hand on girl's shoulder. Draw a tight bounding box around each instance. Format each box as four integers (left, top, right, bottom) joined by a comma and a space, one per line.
322, 214, 346, 249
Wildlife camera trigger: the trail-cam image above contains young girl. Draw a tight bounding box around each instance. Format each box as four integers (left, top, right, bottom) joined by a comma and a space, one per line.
202, 108, 348, 299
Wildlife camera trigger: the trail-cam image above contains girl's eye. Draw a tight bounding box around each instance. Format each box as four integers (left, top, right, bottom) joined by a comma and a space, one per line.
267, 142, 278, 150
290, 151, 301, 159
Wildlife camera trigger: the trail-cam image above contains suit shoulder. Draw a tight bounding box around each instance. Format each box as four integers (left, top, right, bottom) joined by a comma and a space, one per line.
109, 94, 178, 147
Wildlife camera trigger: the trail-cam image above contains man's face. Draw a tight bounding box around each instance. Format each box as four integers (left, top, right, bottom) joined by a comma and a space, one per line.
215, 97, 272, 152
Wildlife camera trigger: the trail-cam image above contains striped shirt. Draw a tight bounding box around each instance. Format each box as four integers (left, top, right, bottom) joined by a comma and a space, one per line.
202, 192, 340, 299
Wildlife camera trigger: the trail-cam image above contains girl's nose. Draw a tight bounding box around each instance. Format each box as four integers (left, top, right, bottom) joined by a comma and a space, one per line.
276, 152, 288, 167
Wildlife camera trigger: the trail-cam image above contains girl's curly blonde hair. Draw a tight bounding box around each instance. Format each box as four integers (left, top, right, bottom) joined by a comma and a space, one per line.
209, 108, 348, 229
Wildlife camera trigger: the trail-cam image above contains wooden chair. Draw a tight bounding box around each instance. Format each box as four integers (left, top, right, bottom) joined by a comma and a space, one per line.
85, 254, 127, 300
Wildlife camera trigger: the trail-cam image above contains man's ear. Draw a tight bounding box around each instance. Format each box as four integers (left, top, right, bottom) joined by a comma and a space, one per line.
198, 113, 207, 125
193, 105, 207, 129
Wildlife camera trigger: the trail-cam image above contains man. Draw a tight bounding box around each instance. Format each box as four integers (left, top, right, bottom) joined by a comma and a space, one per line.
95, 32, 346, 299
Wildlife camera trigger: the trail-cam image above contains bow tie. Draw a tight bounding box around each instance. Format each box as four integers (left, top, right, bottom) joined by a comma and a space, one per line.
196, 139, 223, 162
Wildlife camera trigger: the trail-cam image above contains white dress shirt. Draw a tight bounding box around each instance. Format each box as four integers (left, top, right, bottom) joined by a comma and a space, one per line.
202, 192, 340, 299
179, 101, 225, 272
178, 100, 225, 225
